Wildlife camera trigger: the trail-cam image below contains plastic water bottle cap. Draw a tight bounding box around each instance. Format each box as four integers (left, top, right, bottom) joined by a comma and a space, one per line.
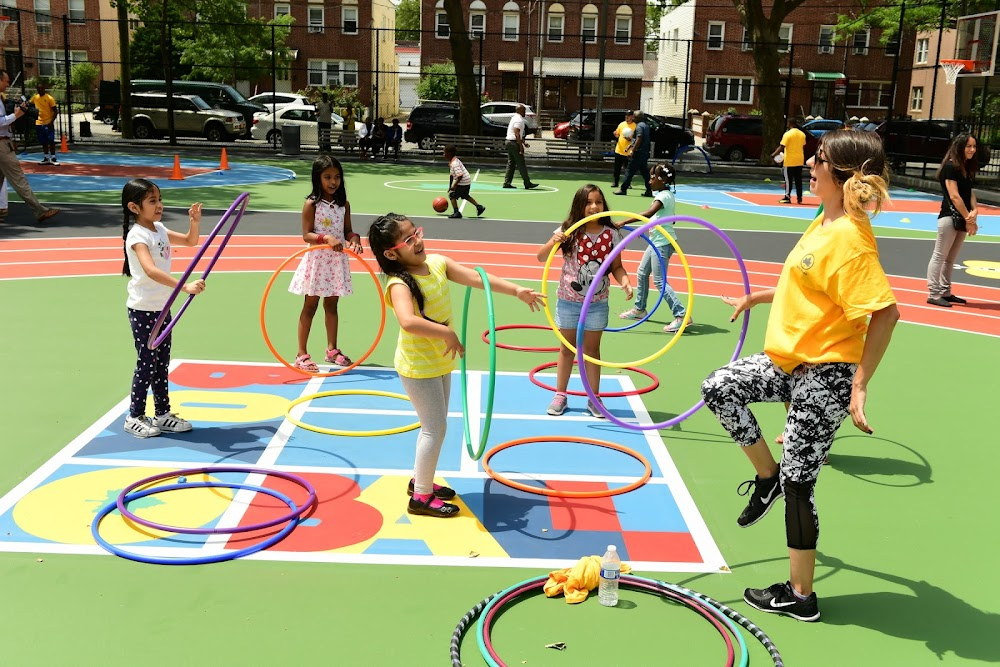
607, 545, 616, 552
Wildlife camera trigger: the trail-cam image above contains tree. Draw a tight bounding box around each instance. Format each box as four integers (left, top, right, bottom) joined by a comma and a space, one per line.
443, 0, 481, 134
646, 4, 664, 53
127, 4, 192, 80
396, 0, 420, 41
416, 63, 460, 102
835, 0, 997, 44
70, 62, 100, 117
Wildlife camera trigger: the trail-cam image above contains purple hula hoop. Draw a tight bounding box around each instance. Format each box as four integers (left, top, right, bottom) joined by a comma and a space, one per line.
147, 192, 251, 350
116, 466, 317, 534
577, 215, 751, 430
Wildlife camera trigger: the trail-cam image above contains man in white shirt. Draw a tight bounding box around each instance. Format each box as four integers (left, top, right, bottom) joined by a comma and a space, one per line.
503, 104, 538, 189
0, 69, 59, 222
315, 93, 333, 152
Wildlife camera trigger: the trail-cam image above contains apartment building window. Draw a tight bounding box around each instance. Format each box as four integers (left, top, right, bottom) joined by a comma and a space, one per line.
435, 0, 449, 38
910, 86, 923, 111
615, 6, 631, 44
707, 22, 724, 50
705, 76, 752, 103
885, 32, 899, 56
502, 3, 519, 41
69, 0, 85, 23
778, 24, 792, 53
37, 49, 87, 77
818, 25, 835, 54
668, 76, 677, 102
547, 3, 564, 42
34, 0, 51, 33
470, 0, 485, 38
846, 80, 890, 107
672, 28, 679, 53
852, 28, 870, 55
308, 6, 324, 33
741, 27, 752, 51
916, 38, 929, 64
308, 60, 359, 87
582, 5, 598, 44
581, 79, 627, 97
274, 3, 290, 18
342, 5, 358, 34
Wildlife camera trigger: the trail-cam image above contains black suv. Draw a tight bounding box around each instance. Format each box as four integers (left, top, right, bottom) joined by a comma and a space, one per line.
874, 119, 984, 169
404, 102, 508, 150
568, 109, 694, 158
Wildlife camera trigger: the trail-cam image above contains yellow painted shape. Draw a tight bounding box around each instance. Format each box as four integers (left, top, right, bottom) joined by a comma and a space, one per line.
169, 390, 291, 423
332, 476, 508, 557
14, 468, 231, 545
964, 260, 1000, 280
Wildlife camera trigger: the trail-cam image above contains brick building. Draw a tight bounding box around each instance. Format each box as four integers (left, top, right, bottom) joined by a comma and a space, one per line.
655, 0, 915, 124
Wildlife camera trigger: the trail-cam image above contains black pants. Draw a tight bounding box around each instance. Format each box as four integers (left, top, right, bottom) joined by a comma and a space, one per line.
613, 153, 629, 186
783, 165, 803, 201
504, 141, 532, 186
620, 151, 650, 193
128, 308, 172, 418
318, 122, 331, 152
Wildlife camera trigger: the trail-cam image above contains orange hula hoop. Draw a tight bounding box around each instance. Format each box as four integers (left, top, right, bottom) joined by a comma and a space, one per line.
260, 244, 386, 377
482, 436, 652, 498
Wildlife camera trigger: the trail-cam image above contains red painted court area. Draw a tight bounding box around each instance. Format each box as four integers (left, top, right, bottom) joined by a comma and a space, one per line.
729, 192, 1000, 215
2, 236, 998, 336
20, 163, 217, 178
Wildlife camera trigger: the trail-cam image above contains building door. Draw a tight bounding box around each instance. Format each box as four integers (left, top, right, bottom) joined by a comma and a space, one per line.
810, 82, 831, 117
501, 73, 519, 102
543, 80, 561, 111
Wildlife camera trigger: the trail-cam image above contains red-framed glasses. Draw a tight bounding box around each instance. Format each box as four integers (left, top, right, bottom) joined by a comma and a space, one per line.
388, 226, 424, 251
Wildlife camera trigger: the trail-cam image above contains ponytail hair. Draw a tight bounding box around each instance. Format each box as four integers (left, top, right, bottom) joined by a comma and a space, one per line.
818, 131, 890, 225
120, 178, 159, 276
367, 213, 444, 324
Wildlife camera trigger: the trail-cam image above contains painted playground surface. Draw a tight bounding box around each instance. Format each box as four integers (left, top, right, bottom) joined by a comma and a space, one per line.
0, 359, 723, 573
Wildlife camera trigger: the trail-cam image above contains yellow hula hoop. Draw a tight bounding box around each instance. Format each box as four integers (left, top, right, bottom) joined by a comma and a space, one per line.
285, 389, 421, 437
541, 210, 695, 369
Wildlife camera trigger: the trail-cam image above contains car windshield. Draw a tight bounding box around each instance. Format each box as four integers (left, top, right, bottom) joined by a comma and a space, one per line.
189, 96, 212, 110
221, 85, 248, 103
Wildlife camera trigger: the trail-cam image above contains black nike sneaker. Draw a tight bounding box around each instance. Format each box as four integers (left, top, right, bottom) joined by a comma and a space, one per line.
736, 473, 782, 527
744, 581, 820, 622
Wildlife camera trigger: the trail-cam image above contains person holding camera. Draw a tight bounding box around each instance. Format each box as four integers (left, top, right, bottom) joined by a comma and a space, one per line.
0, 69, 59, 223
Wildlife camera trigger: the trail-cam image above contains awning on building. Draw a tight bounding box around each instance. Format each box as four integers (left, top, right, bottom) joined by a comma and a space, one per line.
497, 61, 524, 72
532, 58, 644, 78
807, 71, 846, 81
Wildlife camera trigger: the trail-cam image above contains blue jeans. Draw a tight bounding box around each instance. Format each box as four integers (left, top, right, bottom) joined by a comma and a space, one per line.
634, 243, 686, 318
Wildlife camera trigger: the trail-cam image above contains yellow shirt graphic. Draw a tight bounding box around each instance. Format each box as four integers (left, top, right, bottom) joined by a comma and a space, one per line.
765, 214, 896, 372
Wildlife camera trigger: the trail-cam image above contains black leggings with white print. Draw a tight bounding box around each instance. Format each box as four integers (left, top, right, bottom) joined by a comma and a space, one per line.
128, 308, 172, 418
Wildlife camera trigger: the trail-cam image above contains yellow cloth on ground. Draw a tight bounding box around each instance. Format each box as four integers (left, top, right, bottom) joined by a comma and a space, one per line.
544, 555, 633, 604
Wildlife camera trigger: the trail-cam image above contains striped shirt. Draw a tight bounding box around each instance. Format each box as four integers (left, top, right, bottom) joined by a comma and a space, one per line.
386, 254, 455, 379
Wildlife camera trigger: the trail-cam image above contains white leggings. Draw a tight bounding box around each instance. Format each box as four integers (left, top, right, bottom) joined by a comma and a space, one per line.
399, 373, 452, 495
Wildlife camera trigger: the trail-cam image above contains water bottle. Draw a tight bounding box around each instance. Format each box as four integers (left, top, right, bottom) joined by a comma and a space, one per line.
598, 544, 621, 606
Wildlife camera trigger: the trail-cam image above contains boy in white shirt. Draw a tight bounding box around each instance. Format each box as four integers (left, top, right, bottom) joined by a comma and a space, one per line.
443, 144, 486, 219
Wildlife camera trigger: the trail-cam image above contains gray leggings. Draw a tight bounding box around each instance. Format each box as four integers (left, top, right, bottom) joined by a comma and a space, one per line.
399, 373, 452, 496
927, 215, 966, 298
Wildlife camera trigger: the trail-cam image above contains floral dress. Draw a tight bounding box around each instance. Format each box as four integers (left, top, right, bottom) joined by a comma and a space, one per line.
288, 198, 353, 297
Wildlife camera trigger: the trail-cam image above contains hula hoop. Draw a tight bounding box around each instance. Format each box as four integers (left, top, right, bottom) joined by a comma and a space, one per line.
460, 267, 497, 461
576, 216, 751, 430
604, 230, 668, 332
528, 360, 659, 397
116, 466, 317, 534
285, 389, 420, 437
93, 481, 299, 565
260, 245, 386, 377
482, 324, 560, 352
540, 210, 695, 368
482, 436, 651, 498
148, 192, 250, 350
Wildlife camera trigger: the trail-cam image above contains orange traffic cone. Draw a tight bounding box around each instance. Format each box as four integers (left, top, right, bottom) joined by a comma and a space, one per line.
219, 147, 229, 170
59, 133, 69, 153
169, 154, 183, 180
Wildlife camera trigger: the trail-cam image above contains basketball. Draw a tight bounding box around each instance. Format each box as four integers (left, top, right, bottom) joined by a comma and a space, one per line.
433, 197, 448, 213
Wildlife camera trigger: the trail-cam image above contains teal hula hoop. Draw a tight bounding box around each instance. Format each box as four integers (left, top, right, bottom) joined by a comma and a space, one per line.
460, 267, 497, 461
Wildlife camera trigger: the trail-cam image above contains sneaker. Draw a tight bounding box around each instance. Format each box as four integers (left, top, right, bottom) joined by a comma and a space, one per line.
502, 183, 516, 189
586, 399, 607, 419
778, 196, 791, 204
796, 198, 803, 204
407, 496, 460, 518
943, 294, 967, 304
641, 190, 653, 197
50, 157, 58, 165
475, 204, 486, 217
124, 415, 161, 439
40, 157, 50, 165
407, 479, 457, 500
611, 190, 626, 196
744, 581, 820, 622
546, 393, 568, 416
926, 296, 952, 308
736, 473, 782, 527
525, 182, 539, 190
619, 307, 647, 320
152, 412, 193, 432
663, 316, 691, 333
448, 211, 463, 219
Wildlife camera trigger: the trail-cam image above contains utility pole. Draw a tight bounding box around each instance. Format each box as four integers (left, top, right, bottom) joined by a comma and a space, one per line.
594, 0, 610, 142
535, 0, 545, 116
886, 0, 906, 121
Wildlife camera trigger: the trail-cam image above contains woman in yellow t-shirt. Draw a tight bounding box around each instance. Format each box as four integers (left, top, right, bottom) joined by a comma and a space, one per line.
701, 131, 900, 622
368, 213, 544, 518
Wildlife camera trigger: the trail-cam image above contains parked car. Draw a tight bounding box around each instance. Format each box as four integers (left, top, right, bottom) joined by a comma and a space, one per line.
251, 104, 344, 147
802, 119, 844, 137
248, 92, 311, 116
480, 101, 539, 136
704, 115, 818, 162
130, 80, 266, 137
403, 102, 508, 150
553, 110, 580, 139
874, 119, 982, 168
129, 93, 246, 141
567, 109, 694, 158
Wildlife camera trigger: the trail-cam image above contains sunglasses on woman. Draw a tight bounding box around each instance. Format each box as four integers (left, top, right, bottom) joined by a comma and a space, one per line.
388, 226, 424, 251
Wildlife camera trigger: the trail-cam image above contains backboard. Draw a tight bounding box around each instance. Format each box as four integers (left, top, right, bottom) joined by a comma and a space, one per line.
954, 10, 998, 76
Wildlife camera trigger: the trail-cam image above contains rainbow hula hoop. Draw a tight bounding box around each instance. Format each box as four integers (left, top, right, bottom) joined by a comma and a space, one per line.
460, 267, 497, 461
148, 192, 250, 349
604, 229, 668, 332
260, 245, 386, 377
541, 210, 695, 368
577, 216, 751, 429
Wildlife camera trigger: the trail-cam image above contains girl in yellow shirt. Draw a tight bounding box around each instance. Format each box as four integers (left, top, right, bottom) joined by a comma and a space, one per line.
701, 131, 900, 622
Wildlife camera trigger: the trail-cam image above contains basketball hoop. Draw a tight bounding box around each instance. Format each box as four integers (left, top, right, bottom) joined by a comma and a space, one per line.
0, 17, 11, 42
942, 59, 973, 85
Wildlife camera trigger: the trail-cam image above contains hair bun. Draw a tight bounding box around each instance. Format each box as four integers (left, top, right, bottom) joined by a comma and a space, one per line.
849, 175, 875, 203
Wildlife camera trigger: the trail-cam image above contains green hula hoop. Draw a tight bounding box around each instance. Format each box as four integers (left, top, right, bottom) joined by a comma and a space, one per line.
460, 267, 497, 461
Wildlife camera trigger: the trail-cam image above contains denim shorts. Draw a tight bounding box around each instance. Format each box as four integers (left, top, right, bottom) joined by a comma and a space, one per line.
555, 298, 609, 331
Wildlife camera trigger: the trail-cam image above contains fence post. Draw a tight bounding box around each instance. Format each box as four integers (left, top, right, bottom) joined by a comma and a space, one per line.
63, 14, 74, 143
784, 43, 793, 121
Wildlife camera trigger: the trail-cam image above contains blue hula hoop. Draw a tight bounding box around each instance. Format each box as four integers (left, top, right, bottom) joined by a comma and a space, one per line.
92, 481, 299, 565
604, 230, 668, 333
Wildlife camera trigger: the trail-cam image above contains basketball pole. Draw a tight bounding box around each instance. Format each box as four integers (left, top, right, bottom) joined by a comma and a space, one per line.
886, 0, 906, 122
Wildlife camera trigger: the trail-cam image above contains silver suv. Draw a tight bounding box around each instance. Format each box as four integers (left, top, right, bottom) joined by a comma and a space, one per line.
130, 93, 246, 142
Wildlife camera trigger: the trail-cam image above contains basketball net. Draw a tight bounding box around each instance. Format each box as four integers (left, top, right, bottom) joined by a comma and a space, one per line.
941, 59, 968, 85
0, 17, 11, 43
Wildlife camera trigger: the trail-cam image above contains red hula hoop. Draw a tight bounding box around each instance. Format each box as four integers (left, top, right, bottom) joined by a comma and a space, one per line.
528, 361, 660, 397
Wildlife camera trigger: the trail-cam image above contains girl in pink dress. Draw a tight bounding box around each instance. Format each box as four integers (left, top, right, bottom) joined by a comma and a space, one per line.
288, 156, 363, 371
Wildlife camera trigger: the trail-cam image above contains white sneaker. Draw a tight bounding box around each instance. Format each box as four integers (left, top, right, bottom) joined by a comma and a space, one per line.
663, 316, 692, 333
152, 412, 193, 432
40, 157, 50, 165
125, 415, 161, 438
49, 157, 58, 165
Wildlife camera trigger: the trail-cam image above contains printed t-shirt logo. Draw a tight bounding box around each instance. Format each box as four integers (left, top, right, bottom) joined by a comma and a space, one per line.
799, 253, 815, 271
